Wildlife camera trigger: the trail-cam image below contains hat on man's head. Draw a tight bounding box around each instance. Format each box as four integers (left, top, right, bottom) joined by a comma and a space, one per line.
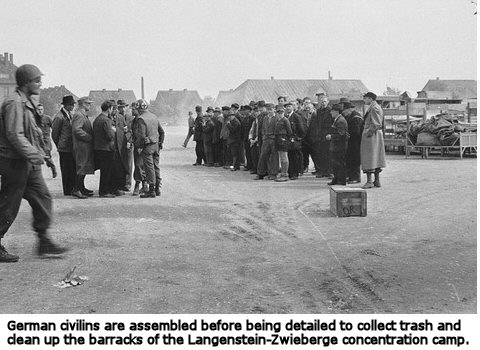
265, 103, 275, 109
315, 91, 326, 97
221, 106, 230, 111
342, 102, 355, 109
257, 100, 266, 108
275, 105, 285, 112
277, 96, 287, 101
249, 100, 256, 106
339, 97, 350, 103
363, 92, 377, 100
214, 107, 221, 113
195, 105, 202, 112
284, 101, 293, 107
78, 96, 94, 105
331, 104, 343, 112
231, 103, 240, 109
243, 105, 252, 111
117, 99, 129, 107
15, 64, 43, 87
206, 106, 214, 112
61, 95, 76, 106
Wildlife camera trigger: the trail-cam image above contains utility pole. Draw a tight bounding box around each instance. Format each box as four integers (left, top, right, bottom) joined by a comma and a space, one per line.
141, 76, 145, 99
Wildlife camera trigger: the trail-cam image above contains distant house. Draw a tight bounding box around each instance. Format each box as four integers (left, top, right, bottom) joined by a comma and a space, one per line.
0, 52, 17, 105
40, 85, 78, 117
88, 88, 137, 116
213, 78, 369, 107
152, 89, 203, 124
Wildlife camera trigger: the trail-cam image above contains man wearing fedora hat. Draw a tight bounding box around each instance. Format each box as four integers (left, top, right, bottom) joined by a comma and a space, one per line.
0, 64, 69, 262
52, 95, 77, 196
71, 97, 95, 198
360, 92, 386, 188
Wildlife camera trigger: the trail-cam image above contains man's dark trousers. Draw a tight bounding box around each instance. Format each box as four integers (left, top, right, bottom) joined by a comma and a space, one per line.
195, 140, 205, 165
141, 144, 160, 187
94, 150, 114, 195
59, 151, 76, 195
0, 157, 51, 238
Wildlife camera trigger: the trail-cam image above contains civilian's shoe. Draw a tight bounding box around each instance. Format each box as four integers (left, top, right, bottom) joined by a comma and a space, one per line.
112, 190, 125, 196
80, 189, 93, 197
0, 245, 19, 263
140, 189, 156, 198
214, 163, 221, 167
83, 188, 94, 194
250, 170, 257, 174
327, 180, 336, 185
231, 167, 240, 171
192, 163, 200, 166
254, 175, 264, 180
373, 180, 381, 188
362, 182, 374, 189
267, 175, 277, 180
290, 176, 298, 180
38, 238, 69, 257
72, 190, 88, 199
347, 179, 361, 184
275, 176, 288, 182
205, 164, 214, 167
99, 193, 116, 198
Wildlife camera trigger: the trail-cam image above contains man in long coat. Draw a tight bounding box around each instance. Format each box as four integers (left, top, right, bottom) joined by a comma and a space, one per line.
325, 104, 349, 185
113, 100, 133, 191
211, 107, 224, 167
192, 105, 205, 166
360, 92, 386, 188
71, 97, 95, 198
342, 102, 363, 183
202, 107, 215, 166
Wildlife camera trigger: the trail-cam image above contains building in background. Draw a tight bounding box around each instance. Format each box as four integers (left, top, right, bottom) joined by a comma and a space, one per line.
40, 85, 78, 117
88, 88, 137, 117
151, 89, 203, 125
0, 52, 17, 105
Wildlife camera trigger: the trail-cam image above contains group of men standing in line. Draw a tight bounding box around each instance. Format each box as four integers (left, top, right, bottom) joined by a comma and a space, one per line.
0, 64, 165, 262
186, 92, 386, 188
46, 96, 165, 199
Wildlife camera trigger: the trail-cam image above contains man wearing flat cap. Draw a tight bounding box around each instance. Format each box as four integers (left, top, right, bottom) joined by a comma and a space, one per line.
0, 64, 68, 262
325, 104, 349, 185
273, 104, 293, 182
230, 103, 245, 167
360, 92, 386, 188
71, 97, 95, 198
52, 95, 77, 196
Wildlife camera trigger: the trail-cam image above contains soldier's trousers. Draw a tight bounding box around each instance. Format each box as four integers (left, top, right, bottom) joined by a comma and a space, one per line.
0, 157, 52, 238
142, 144, 160, 186
133, 149, 145, 182
59, 151, 76, 195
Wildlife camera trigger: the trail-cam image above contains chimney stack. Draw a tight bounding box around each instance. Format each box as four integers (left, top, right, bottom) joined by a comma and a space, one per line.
141, 77, 145, 99
328, 71, 333, 80
9, 54, 13, 63
3, 52, 8, 64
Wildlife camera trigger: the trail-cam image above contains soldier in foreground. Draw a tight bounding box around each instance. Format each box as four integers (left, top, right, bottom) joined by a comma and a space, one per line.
133, 99, 165, 198
0, 64, 69, 262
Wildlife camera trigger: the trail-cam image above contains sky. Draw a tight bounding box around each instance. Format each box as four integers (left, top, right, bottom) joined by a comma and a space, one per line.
1, 0, 477, 101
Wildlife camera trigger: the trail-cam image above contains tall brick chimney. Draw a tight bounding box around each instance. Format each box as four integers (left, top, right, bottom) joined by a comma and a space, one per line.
9, 54, 13, 63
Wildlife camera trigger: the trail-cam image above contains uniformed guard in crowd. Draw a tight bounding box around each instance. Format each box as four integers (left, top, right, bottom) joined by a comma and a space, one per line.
325, 104, 349, 185
0, 64, 68, 262
342, 102, 363, 183
133, 99, 165, 198
71, 96, 95, 198
129, 102, 147, 195
52, 95, 76, 195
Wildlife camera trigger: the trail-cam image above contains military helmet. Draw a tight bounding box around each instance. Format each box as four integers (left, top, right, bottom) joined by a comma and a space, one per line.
136, 99, 148, 111
15, 64, 43, 87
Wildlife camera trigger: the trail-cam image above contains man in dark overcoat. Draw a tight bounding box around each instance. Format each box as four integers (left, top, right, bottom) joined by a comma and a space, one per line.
241, 105, 255, 171
202, 107, 215, 166
51, 95, 76, 195
325, 104, 349, 185
71, 97, 95, 198
225, 108, 242, 171
313, 95, 333, 178
342, 102, 363, 183
285, 101, 305, 180
211, 107, 224, 167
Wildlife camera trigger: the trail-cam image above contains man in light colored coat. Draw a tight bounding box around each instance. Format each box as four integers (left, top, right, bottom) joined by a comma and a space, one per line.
360, 92, 386, 188
71, 97, 95, 198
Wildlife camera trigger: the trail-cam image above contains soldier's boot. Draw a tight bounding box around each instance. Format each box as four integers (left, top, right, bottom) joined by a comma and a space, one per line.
132, 181, 140, 196
37, 231, 69, 257
139, 181, 148, 194
362, 173, 374, 189
373, 170, 381, 188
140, 185, 156, 198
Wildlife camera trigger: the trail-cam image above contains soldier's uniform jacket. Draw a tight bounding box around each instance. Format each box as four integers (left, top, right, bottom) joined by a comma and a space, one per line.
40, 114, 54, 154
51, 108, 74, 152
133, 110, 165, 150
0, 89, 45, 164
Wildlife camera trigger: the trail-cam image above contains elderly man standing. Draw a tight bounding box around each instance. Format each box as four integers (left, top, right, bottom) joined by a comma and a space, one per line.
360, 92, 386, 188
0, 64, 68, 262
52, 95, 76, 195
71, 97, 95, 198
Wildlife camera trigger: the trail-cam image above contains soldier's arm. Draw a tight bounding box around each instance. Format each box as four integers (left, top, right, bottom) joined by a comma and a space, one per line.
133, 119, 146, 149
4, 100, 44, 164
158, 120, 165, 146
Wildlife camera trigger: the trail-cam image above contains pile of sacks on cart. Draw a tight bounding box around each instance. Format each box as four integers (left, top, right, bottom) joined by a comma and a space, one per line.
406, 114, 477, 146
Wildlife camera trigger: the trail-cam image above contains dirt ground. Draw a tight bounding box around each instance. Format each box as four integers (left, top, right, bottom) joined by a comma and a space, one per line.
0, 125, 476, 314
